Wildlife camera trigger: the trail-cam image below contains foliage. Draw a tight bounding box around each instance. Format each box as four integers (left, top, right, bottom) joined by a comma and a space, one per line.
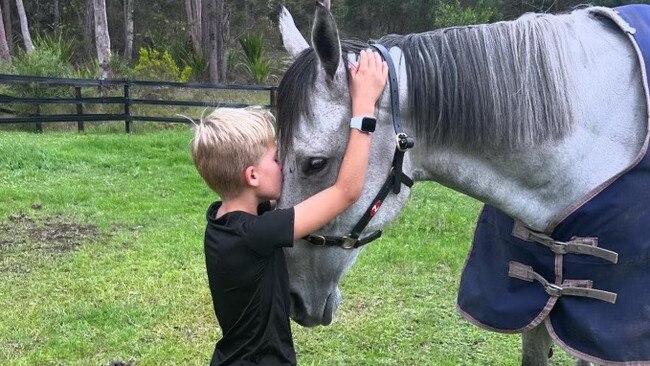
11, 35, 74, 79
237, 33, 272, 84
340, 0, 437, 38
132, 48, 190, 82
433, 0, 500, 28
6, 43, 75, 118
73, 55, 137, 80
32, 33, 75, 65
169, 42, 207, 82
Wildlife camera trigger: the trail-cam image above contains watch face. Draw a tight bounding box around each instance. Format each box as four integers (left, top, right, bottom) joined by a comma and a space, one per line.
361, 117, 376, 132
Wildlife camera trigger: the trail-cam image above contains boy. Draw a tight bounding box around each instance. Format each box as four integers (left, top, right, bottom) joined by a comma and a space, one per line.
191, 50, 388, 365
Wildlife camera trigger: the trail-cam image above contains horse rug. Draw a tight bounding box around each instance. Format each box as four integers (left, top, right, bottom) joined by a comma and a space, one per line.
457, 5, 650, 365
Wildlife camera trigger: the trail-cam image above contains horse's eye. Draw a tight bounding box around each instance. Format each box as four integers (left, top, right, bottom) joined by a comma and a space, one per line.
303, 157, 328, 175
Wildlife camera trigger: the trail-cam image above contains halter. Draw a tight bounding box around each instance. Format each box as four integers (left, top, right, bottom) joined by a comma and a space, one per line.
304, 43, 415, 249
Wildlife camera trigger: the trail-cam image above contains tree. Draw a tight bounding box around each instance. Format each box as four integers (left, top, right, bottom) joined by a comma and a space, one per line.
0, 2, 9, 61
93, 0, 111, 79
124, 0, 134, 60
185, 0, 202, 54
202, 0, 228, 82
3, 0, 12, 54
15, 0, 34, 54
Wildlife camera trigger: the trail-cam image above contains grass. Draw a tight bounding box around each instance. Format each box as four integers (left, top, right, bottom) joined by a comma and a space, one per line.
0, 130, 579, 365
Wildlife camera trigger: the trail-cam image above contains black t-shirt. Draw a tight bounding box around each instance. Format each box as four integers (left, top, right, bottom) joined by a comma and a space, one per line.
204, 201, 296, 366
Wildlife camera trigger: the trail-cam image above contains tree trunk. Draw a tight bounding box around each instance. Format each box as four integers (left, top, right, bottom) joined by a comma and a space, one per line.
0, 3, 10, 61
202, 0, 228, 83
123, 0, 134, 60
185, 0, 202, 54
3, 0, 12, 54
53, 0, 60, 28
93, 0, 111, 79
84, 0, 94, 57
15, 0, 33, 54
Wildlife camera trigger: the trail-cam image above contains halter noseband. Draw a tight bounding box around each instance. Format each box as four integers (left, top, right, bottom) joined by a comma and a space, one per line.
304, 43, 415, 249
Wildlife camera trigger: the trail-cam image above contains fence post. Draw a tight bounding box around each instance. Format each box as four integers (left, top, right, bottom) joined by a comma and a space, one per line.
270, 87, 278, 112
35, 104, 43, 133
124, 82, 132, 134
75, 87, 84, 133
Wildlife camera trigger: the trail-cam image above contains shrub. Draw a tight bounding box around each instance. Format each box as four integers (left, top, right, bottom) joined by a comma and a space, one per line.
132, 48, 190, 82
238, 32, 272, 84
8, 43, 75, 118
170, 41, 207, 82
32, 33, 74, 64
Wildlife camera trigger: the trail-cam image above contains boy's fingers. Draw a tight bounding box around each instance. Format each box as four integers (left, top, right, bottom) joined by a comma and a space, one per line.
373, 52, 382, 70
360, 50, 369, 70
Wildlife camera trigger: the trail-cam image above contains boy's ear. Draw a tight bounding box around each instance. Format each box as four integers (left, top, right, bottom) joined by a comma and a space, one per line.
243, 166, 259, 187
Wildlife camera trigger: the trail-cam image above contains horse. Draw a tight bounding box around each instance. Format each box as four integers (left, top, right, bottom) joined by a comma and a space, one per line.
276, 1, 650, 365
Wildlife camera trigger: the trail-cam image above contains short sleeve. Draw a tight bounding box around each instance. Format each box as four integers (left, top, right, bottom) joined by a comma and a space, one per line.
244, 208, 295, 255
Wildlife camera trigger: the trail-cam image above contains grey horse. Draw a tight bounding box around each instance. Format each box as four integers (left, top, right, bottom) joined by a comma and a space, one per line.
277, 2, 648, 365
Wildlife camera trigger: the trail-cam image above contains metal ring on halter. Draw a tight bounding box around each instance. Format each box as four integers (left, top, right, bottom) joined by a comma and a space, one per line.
396, 132, 410, 152
341, 236, 358, 249
307, 235, 327, 246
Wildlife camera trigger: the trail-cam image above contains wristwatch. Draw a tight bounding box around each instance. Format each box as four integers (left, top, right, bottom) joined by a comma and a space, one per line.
350, 116, 377, 133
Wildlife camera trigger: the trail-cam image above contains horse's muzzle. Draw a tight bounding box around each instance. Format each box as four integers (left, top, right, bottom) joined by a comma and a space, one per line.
289, 289, 340, 327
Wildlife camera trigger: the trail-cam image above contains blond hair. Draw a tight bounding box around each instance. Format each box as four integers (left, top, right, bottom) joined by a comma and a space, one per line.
191, 108, 276, 199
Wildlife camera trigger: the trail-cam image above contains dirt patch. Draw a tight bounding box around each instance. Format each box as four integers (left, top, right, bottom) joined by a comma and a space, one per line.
104, 360, 137, 366
0, 213, 103, 274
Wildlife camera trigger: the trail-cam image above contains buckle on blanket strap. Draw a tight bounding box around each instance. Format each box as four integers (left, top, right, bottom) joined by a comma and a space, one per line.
508, 261, 618, 304
512, 222, 619, 264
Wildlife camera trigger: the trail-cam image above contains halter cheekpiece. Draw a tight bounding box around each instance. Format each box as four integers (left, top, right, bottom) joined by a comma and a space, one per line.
304, 43, 415, 249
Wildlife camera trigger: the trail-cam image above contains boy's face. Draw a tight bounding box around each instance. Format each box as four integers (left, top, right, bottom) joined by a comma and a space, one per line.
254, 142, 283, 201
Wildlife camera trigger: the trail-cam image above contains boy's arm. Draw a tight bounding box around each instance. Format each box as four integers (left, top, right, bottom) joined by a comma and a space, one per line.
293, 50, 388, 240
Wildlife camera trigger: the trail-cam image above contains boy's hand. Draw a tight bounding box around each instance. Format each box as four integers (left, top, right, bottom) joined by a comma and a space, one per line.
348, 49, 388, 117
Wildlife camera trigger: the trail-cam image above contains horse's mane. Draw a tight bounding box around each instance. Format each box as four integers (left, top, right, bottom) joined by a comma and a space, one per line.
277, 12, 577, 155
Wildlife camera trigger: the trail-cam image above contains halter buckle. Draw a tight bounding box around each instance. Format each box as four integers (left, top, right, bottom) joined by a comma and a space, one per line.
396, 132, 415, 152
341, 236, 358, 249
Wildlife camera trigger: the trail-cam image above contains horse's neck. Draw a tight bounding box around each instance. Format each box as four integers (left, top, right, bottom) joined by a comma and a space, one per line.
407, 10, 648, 232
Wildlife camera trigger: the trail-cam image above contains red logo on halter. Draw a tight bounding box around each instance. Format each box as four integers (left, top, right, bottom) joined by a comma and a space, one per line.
370, 200, 383, 217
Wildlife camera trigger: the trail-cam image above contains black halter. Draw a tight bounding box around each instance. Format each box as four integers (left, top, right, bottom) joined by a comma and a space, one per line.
304, 43, 415, 249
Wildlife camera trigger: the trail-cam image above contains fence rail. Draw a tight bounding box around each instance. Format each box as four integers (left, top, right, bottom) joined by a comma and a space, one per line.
0, 74, 278, 133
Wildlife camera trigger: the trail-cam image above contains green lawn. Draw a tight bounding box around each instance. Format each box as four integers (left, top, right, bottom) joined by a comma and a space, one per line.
0, 130, 577, 365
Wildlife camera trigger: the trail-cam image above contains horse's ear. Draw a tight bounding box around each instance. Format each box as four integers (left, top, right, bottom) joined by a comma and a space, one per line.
312, 0, 341, 79
279, 5, 309, 59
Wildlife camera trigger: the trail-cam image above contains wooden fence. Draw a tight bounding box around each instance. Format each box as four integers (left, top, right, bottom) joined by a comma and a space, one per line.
0, 74, 278, 133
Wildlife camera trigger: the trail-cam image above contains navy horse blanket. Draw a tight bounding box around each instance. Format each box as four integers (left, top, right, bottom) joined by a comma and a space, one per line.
457, 5, 650, 365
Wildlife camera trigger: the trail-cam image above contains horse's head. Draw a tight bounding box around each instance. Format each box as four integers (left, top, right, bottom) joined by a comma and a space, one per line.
276, 3, 413, 327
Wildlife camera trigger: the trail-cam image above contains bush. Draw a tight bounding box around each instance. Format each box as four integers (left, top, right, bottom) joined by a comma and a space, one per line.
32, 33, 74, 65
169, 41, 207, 82
12, 39, 74, 78
132, 48, 190, 82
238, 32, 272, 84
433, 0, 499, 28
7, 42, 75, 118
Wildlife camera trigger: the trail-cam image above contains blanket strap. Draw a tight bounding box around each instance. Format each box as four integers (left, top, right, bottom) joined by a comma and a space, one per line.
508, 261, 618, 304
512, 222, 619, 263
